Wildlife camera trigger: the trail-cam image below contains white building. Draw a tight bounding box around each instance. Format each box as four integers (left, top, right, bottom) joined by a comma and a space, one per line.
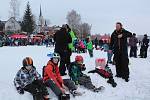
5, 17, 21, 34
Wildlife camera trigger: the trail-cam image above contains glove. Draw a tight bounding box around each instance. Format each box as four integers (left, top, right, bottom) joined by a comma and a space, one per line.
62, 84, 69, 91
75, 81, 79, 85
17, 87, 24, 94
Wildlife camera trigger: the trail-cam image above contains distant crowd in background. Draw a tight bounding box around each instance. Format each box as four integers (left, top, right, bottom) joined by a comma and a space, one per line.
0, 33, 55, 47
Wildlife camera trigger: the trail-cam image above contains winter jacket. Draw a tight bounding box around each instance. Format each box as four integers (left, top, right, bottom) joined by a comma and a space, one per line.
14, 66, 41, 93
54, 28, 72, 54
87, 41, 93, 50
142, 37, 149, 47
110, 29, 132, 56
43, 60, 63, 89
129, 36, 138, 47
69, 62, 85, 84
68, 30, 76, 51
79, 41, 85, 49
103, 43, 109, 51
88, 66, 113, 79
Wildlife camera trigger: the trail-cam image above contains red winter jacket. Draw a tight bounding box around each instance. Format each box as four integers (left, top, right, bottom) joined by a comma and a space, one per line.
43, 60, 63, 89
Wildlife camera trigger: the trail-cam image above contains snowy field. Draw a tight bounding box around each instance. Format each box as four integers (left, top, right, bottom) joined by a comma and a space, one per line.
0, 46, 150, 100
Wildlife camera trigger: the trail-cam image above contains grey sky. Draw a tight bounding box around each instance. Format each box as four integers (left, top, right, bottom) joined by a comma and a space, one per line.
0, 0, 150, 35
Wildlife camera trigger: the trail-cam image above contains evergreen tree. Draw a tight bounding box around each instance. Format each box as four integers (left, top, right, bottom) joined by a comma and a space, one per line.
21, 2, 35, 35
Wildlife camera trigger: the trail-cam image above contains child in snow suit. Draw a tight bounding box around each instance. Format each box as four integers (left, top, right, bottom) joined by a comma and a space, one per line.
69, 55, 104, 92
104, 41, 113, 64
88, 58, 117, 87
86, 37, 94, 57
43, 53, 81, 100
78, 40, 86, 53
14, 57, 49, 100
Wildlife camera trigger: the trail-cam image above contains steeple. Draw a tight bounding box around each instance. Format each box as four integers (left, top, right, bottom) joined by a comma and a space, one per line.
44, 20, 47, 26
40, 5, 42, 17
38, 4, 44, 33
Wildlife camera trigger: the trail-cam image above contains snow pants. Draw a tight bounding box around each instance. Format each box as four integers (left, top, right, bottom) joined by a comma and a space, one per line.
130, 46, 137, 57
45, 79, 77, 97
107, 52, 113, 63
140, 46, 148, 58
57, 50, 71, 76
24, 80, 49, 99
88, 49, 93, 57
78, 75, 95, 90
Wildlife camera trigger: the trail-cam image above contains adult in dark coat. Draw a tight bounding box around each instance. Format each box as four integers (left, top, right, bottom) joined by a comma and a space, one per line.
110, 22, 132, 82
94, 37, 99, 49
139, 34, 149, 58
54, 26, 72, 76
129, 33, 138, 58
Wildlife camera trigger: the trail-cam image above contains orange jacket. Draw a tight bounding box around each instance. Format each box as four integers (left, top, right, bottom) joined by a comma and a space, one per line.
43, 60, 63, 89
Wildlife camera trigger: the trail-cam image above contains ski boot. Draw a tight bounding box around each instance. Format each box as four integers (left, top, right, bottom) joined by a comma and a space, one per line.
107, 78, 117, 87
93, 86, 105, 92
59, 93, 70, 100
70, 90, 83, 97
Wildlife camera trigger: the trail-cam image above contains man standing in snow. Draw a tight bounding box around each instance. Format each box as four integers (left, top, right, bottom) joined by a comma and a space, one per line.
139, 34, 149, 58
110, 22, 132, 82
54, 25, 72, 76
129, 33, 138, 58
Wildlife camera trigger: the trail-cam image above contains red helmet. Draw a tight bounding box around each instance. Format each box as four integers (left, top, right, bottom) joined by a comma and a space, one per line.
75, 55, 83, 62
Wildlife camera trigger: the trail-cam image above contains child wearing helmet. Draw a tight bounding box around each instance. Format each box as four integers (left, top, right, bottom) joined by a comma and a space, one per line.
14, 57, 49, 100
69, 55, 104, 92
43, 53, 82, 100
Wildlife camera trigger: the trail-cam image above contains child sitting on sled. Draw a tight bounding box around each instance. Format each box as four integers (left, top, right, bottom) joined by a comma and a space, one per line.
88, 58, 117, 87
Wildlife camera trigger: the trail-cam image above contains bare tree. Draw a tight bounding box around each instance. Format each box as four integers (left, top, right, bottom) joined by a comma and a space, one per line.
80, 23, 92, 39
66, 10, 81, 36
66, 10, 92, 39
9, 0, 20, 20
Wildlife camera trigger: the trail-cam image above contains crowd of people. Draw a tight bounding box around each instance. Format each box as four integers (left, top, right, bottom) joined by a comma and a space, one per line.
13, 23, 149, 100
0, 34, 55, 47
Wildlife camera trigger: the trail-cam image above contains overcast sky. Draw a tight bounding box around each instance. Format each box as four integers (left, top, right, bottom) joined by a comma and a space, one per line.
0, 0, 150, 35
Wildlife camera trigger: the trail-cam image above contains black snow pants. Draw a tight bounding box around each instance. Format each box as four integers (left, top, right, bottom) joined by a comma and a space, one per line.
130, 46, 137, 57
24, 80, 49, 100
140, 46, 148, 58
55, 49, 71, 75
45, 79, 77, 97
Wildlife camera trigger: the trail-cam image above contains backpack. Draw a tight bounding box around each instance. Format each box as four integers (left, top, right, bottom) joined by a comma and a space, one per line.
42, 65, 56, 78
42, 66, 46, 78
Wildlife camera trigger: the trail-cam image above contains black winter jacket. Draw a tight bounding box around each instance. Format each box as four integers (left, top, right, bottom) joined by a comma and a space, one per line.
110, 29, 132, 56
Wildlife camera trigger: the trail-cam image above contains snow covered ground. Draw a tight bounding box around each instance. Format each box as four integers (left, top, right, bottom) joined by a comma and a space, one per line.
0, 46, 150, 100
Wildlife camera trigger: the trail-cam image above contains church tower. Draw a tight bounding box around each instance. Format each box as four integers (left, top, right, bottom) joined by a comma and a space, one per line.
38, 5, 44, 32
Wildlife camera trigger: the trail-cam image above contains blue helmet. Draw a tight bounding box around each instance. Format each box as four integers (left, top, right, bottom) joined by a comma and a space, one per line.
47, 52, 60, 59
